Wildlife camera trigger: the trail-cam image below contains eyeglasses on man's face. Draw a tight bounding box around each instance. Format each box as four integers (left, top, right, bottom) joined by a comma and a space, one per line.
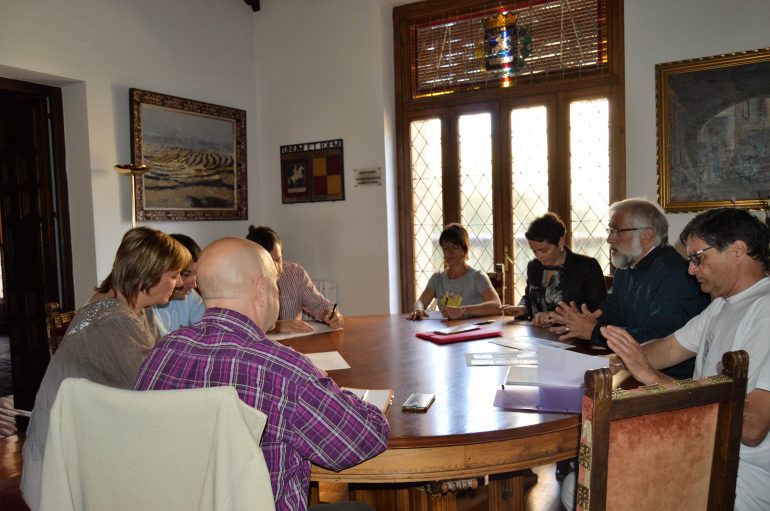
606, 226, 650, 236
686, 246, 715, 266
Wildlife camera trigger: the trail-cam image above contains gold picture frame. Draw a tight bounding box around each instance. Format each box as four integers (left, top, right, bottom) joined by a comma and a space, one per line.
656, 48, 770, 212
130, 88, 247, 221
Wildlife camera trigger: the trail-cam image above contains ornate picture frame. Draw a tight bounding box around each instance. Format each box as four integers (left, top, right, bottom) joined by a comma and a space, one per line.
129, 88, 247, 221
656, 48, 770, 212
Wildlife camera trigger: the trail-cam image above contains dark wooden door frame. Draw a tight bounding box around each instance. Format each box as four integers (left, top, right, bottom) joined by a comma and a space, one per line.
0, 77, 75, 412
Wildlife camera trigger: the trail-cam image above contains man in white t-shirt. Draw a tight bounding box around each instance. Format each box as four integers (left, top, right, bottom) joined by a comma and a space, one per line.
602, 207, 770, 510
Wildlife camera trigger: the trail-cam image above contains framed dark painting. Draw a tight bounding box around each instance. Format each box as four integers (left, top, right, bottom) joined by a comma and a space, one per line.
129, 88, 247, 220
281, 139, 345, 204
656, 48, 770, 212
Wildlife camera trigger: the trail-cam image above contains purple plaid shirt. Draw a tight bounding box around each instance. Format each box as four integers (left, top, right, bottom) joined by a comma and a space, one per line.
135, 308, 389, 511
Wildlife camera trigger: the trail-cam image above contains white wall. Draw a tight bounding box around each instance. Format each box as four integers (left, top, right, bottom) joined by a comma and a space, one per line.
254, 0, 399, 315
624, 0, 770, 241
0, 0, 260, 306
2, 0, 768, 311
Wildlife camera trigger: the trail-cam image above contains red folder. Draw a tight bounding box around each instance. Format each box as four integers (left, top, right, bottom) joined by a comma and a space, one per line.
416, 327, 504, 344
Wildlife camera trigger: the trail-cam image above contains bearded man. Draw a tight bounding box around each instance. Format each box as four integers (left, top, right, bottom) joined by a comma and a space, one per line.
551, 198, 708, 378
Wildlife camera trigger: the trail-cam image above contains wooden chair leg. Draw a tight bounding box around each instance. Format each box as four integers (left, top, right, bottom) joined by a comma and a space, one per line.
487, 472, 525, 511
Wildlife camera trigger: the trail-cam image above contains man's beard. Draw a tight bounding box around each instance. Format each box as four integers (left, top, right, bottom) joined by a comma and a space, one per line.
610, 235, 643, 269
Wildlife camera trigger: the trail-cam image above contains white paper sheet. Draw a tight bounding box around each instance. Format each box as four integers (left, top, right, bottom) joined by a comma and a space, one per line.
464, 352, 537, 366
267, 323, 341, 342
305, 351, 351, 371
537, 345, 609, 386
503, 346, 609, 386
342, 387, 394, 412
490, 335, 575, 351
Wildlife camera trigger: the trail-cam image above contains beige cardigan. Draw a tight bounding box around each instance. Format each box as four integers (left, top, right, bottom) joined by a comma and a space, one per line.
39, 378, 275, 511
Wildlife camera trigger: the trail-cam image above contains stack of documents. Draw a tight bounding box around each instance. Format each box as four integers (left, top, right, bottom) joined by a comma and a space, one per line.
494, 346, 609, 414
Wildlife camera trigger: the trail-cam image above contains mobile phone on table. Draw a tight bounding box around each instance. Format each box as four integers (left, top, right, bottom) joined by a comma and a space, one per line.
402, 392, 436, 412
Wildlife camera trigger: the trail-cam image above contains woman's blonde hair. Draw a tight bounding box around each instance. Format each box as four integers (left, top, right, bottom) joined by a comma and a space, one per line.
96, 227, 191, 307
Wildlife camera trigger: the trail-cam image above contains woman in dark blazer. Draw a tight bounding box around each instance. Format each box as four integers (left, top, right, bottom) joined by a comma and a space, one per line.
501, 213, 606, 327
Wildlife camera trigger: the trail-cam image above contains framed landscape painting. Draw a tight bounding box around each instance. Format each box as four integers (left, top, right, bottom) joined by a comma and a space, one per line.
129, 88, 247, 220
656, 48, 770, 212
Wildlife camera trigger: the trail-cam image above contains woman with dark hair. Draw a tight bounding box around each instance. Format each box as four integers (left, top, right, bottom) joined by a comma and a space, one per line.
501, 213, 606, 327
153, 233, 205, 335
246, 225, 342, 332
21, 227, 190, 511
408, 223, 501, 320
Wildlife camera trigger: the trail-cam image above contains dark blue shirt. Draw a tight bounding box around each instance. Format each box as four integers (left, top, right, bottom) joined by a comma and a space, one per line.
593, 245, 709, 379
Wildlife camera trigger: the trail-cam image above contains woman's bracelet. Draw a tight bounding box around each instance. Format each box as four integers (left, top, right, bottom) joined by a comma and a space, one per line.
461, 306, 469, 319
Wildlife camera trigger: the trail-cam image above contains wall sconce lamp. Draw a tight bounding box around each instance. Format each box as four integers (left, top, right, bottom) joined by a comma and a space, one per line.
114, 164, 150, 228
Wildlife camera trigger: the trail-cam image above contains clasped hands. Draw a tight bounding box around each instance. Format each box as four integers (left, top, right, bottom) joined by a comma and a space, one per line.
498, 301, 598, 338
543, 301, 602, 340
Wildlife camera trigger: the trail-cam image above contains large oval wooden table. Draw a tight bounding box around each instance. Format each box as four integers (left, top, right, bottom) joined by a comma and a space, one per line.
280, 314, 590, 511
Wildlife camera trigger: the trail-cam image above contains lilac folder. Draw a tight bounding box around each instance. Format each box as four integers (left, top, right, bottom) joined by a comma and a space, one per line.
493, 385, 584, 414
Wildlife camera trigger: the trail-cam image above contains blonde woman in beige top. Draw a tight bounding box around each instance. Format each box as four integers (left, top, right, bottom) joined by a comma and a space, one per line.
21, 227, 191, 511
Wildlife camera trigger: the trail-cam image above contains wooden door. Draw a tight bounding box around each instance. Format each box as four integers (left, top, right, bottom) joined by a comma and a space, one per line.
0, 78, 73, 413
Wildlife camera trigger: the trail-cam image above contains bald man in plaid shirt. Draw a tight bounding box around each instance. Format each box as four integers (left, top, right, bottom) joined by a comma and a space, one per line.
136, 238, 388, 511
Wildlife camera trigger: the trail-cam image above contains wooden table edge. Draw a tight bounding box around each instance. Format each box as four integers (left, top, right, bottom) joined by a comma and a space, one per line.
311, 423, 580, 483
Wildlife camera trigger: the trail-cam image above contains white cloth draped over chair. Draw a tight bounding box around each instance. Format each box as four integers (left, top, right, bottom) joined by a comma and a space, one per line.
39, 378, 275, 511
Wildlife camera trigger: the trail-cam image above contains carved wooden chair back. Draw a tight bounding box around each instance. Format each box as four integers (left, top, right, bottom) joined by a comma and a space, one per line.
577, 350, 748, 511
45, 302, 76, 355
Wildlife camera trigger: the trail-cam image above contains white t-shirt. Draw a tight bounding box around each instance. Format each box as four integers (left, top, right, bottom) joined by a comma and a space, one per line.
675, 277, 770, 511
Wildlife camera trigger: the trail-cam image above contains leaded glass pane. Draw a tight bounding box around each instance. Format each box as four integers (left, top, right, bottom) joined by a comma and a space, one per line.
511, 106, 549, 302
570, 98, 610, 273
459, 113, 493, 274
411, 118, 444, 303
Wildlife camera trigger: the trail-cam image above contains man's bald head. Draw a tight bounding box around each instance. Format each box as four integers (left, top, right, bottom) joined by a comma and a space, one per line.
197, 238, 279, 330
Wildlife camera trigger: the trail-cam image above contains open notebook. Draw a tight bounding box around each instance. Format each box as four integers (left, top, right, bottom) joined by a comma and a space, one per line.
343, 387, 394, 413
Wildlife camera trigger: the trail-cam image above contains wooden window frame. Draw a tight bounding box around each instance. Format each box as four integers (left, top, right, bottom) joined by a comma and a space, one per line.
394, 0, 626, 311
